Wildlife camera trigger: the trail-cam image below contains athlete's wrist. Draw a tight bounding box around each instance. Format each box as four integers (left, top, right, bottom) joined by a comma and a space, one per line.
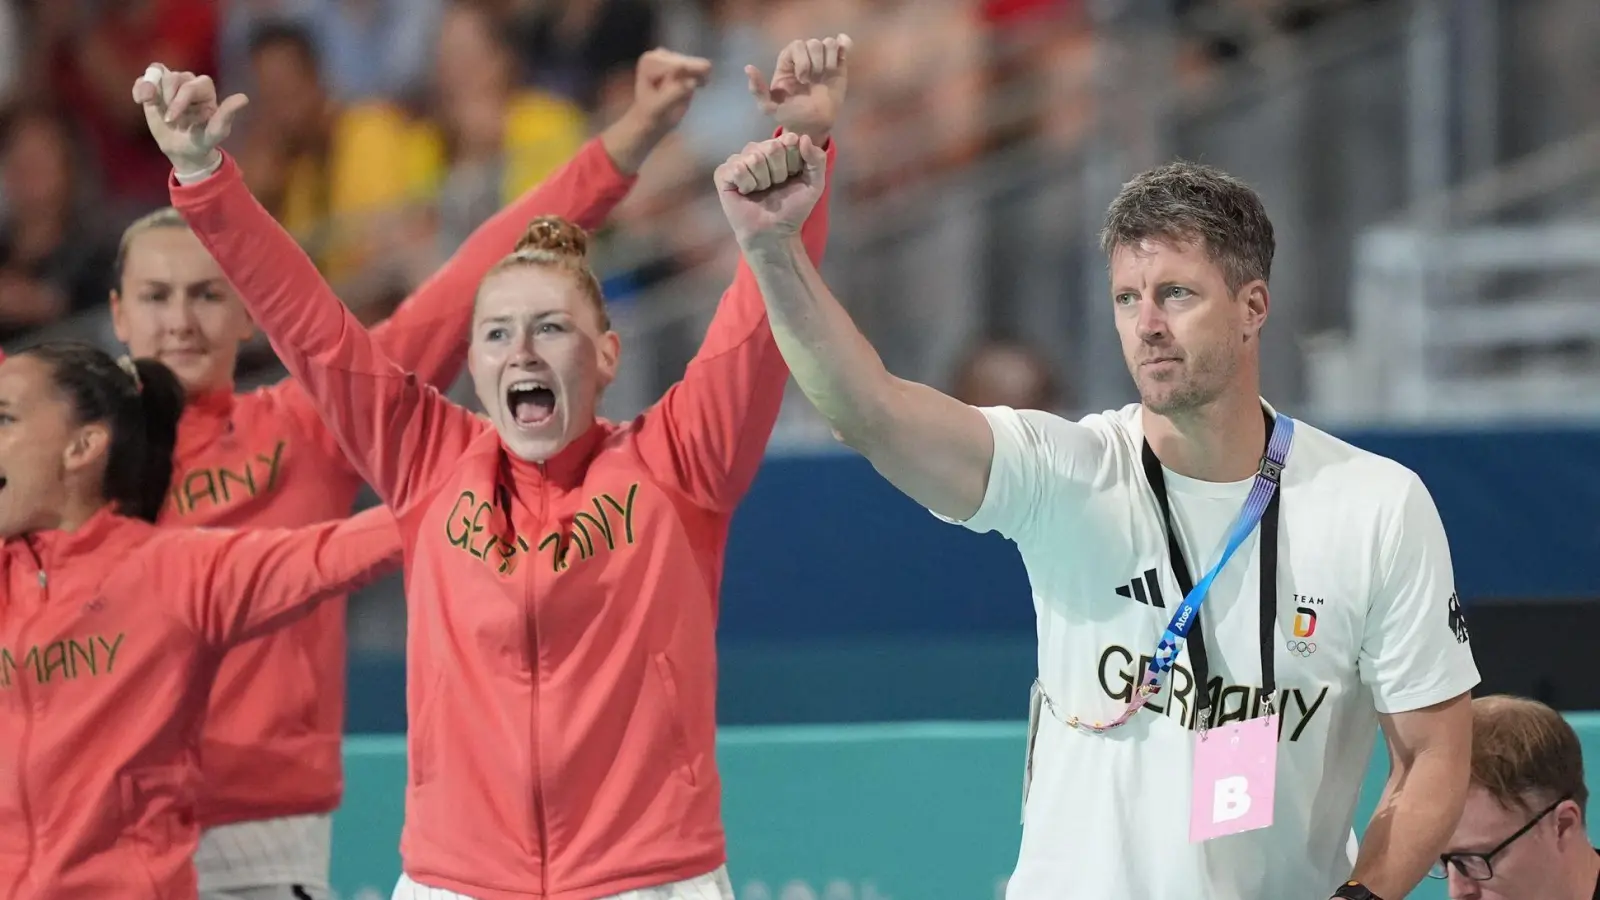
172, 150, 223, 185
1329, 880, 1384, 900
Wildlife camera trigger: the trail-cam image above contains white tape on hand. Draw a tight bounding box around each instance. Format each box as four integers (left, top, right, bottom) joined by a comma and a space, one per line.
142, 64, 165, 87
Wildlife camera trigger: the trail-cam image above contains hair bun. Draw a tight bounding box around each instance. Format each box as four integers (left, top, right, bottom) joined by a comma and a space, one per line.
516, 216, 590, 259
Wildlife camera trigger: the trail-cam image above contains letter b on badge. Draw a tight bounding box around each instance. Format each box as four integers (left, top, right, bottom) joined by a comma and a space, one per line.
1212, 776, 1252, 822
1189, 717, 1278, 842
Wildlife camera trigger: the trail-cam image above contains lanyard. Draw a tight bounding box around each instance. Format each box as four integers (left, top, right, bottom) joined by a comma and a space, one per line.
1091, 408, 1292, 735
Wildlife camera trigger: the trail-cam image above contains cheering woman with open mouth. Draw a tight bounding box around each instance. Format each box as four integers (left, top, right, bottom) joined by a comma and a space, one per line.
139, 32, 849, 900
106, 46, 709, 900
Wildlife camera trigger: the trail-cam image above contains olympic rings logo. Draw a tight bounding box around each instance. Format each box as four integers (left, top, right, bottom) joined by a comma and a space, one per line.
1286, 639, 1317, 657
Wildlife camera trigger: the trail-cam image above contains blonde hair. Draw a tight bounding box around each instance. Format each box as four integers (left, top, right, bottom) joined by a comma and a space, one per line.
1471, 694, 1588, 818
113, 207, 190, 288
485, 215, 610, 330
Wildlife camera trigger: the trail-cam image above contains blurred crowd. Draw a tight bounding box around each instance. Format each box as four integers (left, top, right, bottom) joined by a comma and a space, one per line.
0, 0, 1388, 408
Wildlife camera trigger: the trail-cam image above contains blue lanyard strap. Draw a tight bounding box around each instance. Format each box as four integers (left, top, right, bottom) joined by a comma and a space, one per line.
1138, 411, 1294, 724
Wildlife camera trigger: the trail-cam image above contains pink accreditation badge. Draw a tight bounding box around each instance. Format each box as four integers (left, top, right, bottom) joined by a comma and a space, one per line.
1189, 713, 1279, 842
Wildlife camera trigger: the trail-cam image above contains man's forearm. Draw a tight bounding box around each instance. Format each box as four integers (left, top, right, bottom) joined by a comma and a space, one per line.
742, 235, 891, 446
1348, 752, 1467, 898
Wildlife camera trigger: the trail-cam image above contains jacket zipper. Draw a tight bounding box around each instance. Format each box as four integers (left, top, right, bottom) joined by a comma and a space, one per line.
528, 466, 550, 894
7, 561, 47, 900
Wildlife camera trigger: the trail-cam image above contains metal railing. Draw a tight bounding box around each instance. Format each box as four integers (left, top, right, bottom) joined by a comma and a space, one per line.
1327, 220, 1600, 423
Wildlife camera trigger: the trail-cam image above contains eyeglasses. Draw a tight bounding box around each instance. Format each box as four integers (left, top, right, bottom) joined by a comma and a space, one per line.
1428, 795, 1570, 882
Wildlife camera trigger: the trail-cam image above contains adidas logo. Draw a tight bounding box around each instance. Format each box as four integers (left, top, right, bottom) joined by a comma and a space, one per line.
1115, 568, 1166, 609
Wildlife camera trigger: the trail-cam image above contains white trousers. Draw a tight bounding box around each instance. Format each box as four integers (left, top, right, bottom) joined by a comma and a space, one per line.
392, 866, 735, 900
201, 887, 330, 900
196, 814, 333, 894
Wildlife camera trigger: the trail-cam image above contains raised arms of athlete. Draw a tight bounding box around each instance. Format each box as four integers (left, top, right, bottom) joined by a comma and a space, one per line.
163, 505, 403, 648
363, 49, 709, 391
717, 111, 994, 522
634, 36, 844, 512
138, 66, 478, 513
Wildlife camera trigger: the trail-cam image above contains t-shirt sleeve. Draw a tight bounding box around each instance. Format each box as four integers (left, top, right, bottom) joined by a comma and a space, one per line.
932, 406, 1108, 542
1359, 472, 1481, 714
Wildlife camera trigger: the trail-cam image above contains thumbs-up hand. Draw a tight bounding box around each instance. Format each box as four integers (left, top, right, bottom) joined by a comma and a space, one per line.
131, 63, 250, 181
746, 34, 852, 143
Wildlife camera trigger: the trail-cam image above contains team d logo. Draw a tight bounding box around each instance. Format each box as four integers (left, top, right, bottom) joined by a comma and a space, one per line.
1286, 606, 1317, 657
1291, 606, 1317, 638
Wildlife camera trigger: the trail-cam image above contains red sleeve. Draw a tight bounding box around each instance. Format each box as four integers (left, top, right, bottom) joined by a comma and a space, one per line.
365, 137, 636, 390
632, 135, 837, 513
171, 154, 482, 514
181, 506, 402, 649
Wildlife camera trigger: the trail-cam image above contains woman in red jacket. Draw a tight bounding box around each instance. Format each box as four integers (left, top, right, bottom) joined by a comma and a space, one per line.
0, 341, 402, 900
140, 33, 849, 900
113, 49, 709, 900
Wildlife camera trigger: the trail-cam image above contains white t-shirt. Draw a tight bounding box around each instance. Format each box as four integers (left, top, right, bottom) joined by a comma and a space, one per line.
938, 402, 1480, 900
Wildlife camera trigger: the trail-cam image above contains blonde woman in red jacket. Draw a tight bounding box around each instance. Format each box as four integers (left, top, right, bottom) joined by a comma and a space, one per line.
137, 33, 849, 900
0, 342, 401, 899
113, 48, 710, 900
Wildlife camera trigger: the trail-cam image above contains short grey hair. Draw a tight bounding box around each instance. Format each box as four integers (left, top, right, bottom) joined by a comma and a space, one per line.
1099, 160, 1275, 292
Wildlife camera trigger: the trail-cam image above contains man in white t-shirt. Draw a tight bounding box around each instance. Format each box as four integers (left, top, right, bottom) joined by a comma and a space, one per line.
717, 151, 1479, 899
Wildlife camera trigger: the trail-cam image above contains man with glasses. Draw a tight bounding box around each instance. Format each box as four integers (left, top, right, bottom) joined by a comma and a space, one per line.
1435, 695, 1599, 899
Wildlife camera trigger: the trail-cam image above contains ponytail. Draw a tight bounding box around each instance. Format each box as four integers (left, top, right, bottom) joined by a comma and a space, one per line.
121, 358, 185, 521
20, 342, 187, 522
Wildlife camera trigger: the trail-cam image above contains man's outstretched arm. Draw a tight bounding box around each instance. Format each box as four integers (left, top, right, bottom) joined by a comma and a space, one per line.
740, 225, 994, 522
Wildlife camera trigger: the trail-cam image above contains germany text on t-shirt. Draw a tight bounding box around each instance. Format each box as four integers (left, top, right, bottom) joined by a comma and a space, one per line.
937, 401, 1481, 900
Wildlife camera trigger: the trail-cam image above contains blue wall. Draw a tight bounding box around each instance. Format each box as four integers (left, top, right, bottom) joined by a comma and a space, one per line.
347, 426, 1600, 732
331, 715, 1600, 900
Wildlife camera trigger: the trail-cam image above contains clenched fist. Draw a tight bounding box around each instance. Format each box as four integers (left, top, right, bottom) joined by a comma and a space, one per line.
629, 48, 712, 135
131, 63, 249, 180
715, 131, 828, 247
601, 48, 713, 175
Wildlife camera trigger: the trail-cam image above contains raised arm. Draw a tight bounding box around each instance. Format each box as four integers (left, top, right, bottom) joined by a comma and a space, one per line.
633, 35, 850, 511
718, 137, 994, 522
137, 65, 479, 512
368, 49, 710, 389
173, 506, 403, 649
634, 133, 834, 510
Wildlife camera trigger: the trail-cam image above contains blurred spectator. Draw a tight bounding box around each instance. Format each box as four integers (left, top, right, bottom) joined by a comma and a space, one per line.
983, 0, 1076, 25
0, 104, 115, 342
231, 17, 418, 320
222, 0, 442, 105
671, 0, 772, 168
834, 0, 986, 200
219, 0, 315, 92
504, 0, 657, 111
36, 0, 218, 214
234, 22, 337, 254
309, 0, 443, 105
951, 336, 1068, 413
428, 1, 587, 254
253, 0, 595, 319
0, 1, 19, 108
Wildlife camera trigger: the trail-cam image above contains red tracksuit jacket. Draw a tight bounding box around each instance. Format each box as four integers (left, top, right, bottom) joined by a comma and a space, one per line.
162, 138, 636, 827
0, 506, 400, 898
173, 138, 835, 899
